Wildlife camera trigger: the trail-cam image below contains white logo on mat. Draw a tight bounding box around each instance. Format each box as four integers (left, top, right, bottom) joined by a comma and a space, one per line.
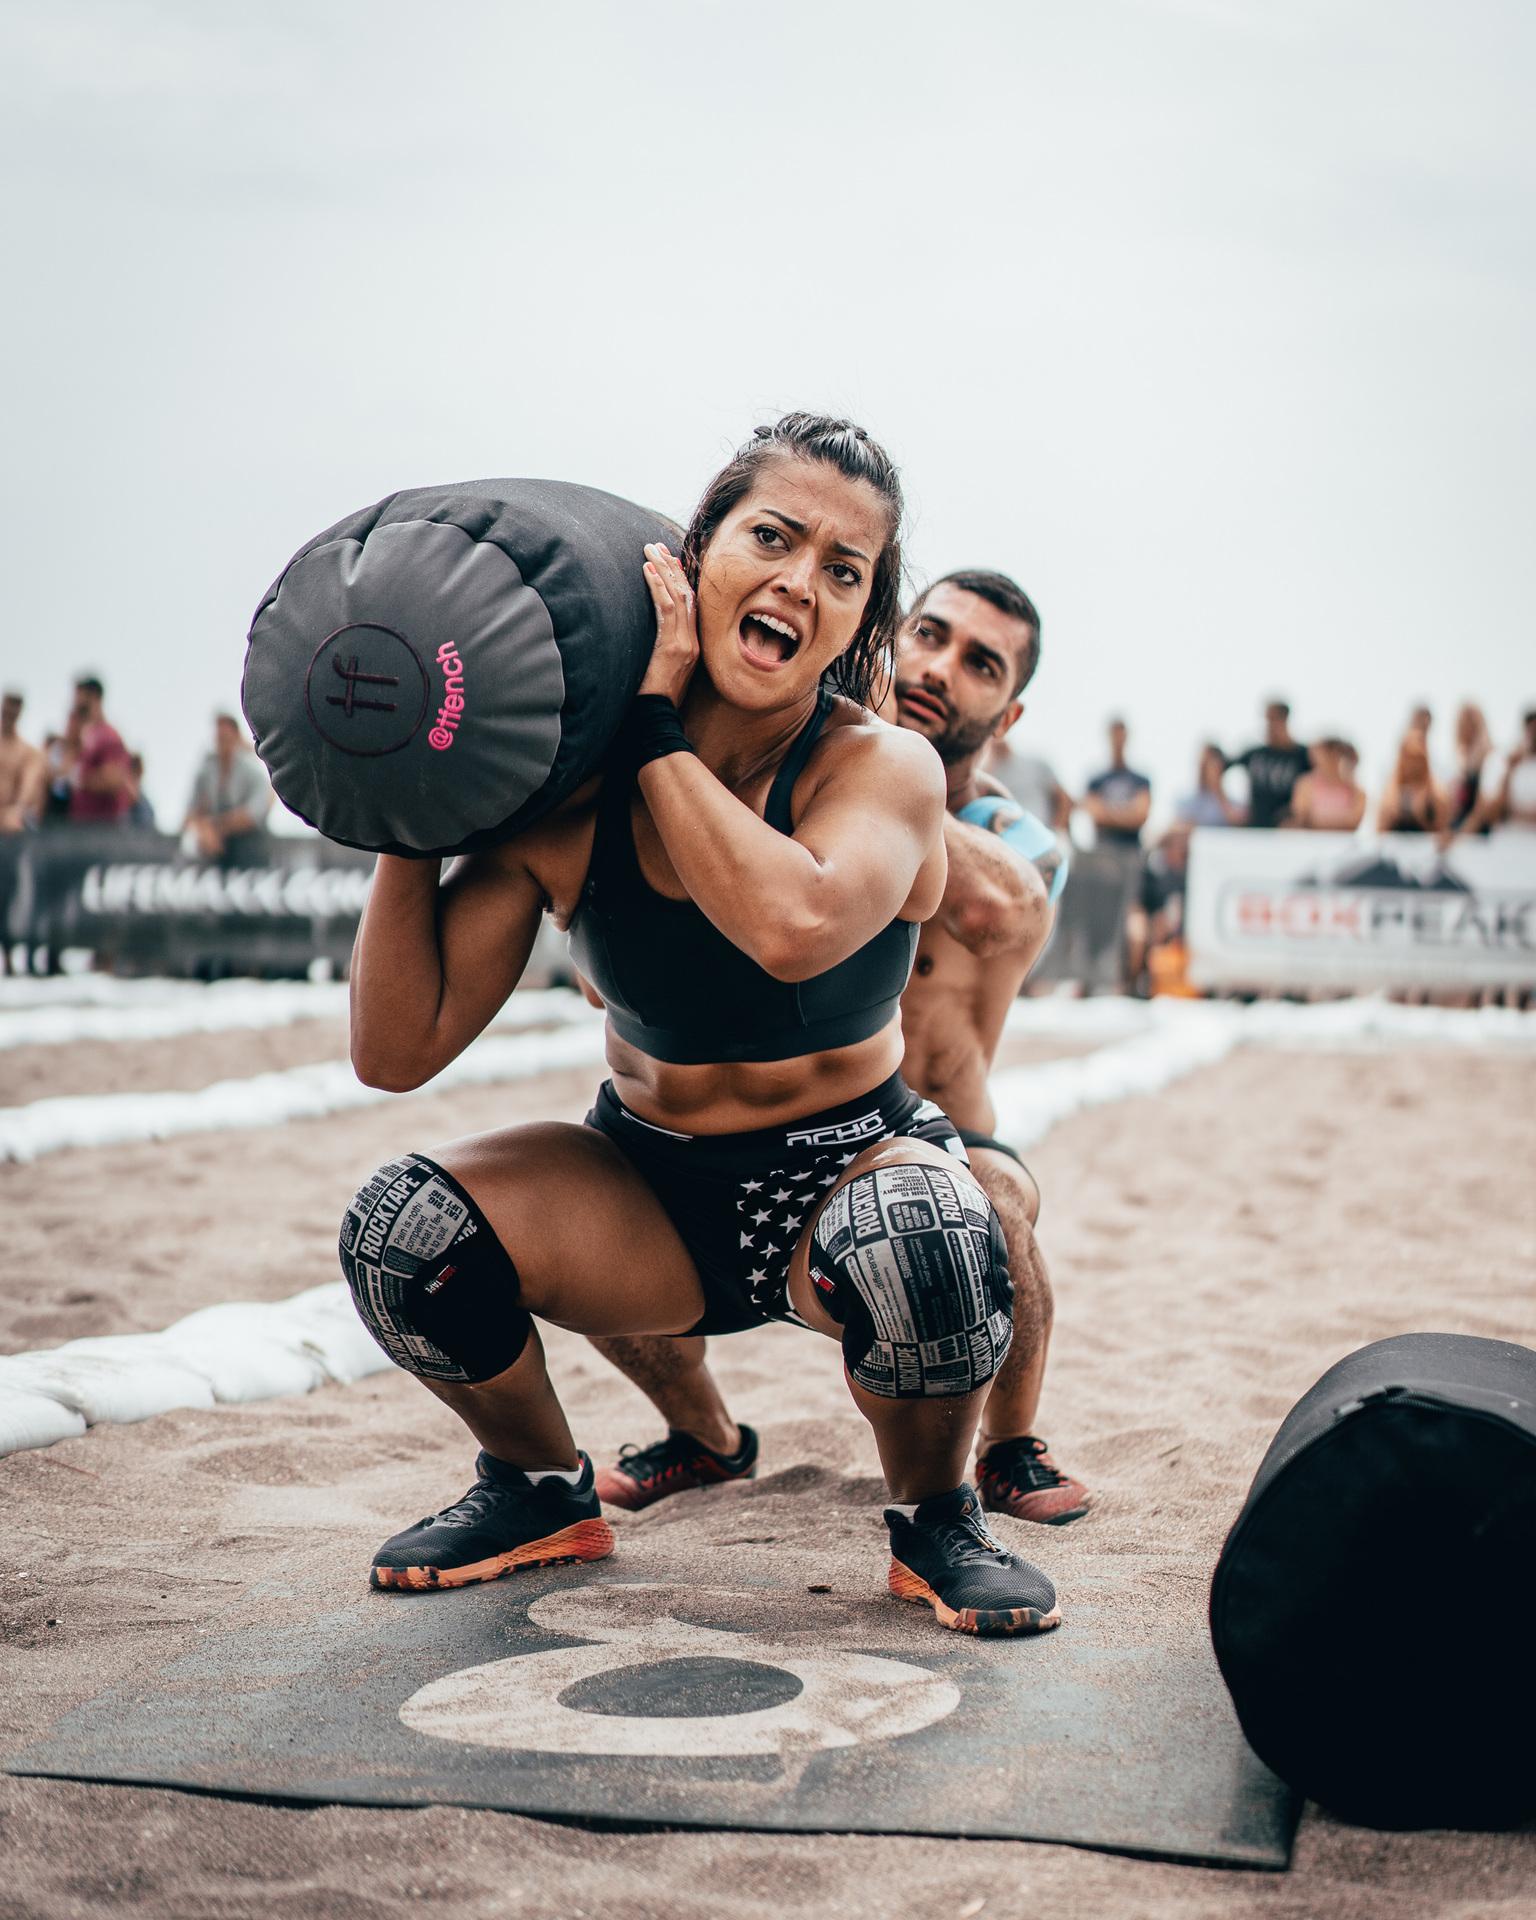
398, 1584, 959, 1758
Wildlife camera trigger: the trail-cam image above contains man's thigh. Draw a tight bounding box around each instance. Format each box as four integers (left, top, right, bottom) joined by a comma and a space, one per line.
966, 1144, 1041, 1232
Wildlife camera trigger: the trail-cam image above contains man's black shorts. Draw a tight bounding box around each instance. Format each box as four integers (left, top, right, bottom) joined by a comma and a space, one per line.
584, 1073, 966, 1335
955, 1127, 1041, 1223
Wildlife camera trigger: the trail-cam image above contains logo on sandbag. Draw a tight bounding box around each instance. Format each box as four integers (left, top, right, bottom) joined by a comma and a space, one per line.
306, 625, 429, 757
429, 642, 468, 751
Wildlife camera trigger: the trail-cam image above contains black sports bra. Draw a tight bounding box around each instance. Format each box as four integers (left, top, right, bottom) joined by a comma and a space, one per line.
568, 690, 918, 1065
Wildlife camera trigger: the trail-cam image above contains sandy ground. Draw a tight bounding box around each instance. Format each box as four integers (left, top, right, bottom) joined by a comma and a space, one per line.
2, 1024, 1534, 1919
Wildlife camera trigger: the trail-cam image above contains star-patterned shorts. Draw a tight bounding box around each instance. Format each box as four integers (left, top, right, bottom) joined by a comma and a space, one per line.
585, 1073, 968, 1335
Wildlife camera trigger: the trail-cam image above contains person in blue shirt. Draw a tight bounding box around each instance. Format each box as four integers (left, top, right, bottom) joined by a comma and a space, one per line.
1083, 718, 1152, 846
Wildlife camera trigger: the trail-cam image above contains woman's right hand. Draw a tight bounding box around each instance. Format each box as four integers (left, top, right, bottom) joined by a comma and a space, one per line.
637, 543, 699, 706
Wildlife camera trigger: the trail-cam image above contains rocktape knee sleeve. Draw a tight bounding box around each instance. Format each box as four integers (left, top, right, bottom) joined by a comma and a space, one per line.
807, 1161, 1013, 1399
339, 1154, 529, 1384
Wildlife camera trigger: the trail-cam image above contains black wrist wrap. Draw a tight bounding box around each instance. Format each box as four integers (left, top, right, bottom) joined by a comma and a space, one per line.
615, 695, 695, 777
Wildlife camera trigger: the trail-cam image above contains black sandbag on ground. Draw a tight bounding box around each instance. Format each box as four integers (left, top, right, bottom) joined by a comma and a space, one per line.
1210, 1332, 1536, 1830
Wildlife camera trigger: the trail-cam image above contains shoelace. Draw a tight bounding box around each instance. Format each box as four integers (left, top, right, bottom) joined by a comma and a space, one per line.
983, 1436, 1067, 1495
614, 1435, 699, 1484
922, 1502, 1009, 1566
422, 1476, 525, 1531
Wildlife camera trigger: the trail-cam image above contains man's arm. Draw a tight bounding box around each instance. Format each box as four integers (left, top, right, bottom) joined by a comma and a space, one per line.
1083, 783, 1151, 833
941, 792, 1061, 964
215, 757, 274, 837
77, 738, 132, 795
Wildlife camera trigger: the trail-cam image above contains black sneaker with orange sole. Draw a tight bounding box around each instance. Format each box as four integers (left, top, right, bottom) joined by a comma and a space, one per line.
976, 1435, 1091, 1526
370, 1450, 614, 1592
886, 1484, 1061, 1635
594, 1425, 759, 1512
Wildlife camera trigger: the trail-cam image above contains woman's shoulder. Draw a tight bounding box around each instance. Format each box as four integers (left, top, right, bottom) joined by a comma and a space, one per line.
812, 695, 945, 795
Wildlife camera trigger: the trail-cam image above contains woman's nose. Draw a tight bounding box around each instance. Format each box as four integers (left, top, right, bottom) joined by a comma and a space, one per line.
773, 551, 816, 603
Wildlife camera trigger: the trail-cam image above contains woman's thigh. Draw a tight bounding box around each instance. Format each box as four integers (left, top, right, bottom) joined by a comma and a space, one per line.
432, 1121, 707, 1336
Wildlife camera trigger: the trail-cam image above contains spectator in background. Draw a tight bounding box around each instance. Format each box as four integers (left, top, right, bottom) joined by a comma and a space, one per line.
1290, 737, 1366, 831
987, 726, 1072, 834
1378, 728, 1449, 834
1498, 709, 1536, 831
1124, 825, 1193, 997
0, 691, 46, 832
125, 754, 157, 830
1176, 742, 1244, 828
64, 676, 134, 825
1228, 699, 1312, 829
185, 712, 273, 866
1082, 717, 1151, 847
1444, 703, 1502, 839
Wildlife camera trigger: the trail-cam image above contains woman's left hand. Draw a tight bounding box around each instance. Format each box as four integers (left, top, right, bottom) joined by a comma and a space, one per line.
638, 543, 699, 705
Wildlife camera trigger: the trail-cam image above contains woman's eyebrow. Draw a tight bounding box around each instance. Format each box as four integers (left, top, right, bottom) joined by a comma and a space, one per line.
760, 507, 870, 564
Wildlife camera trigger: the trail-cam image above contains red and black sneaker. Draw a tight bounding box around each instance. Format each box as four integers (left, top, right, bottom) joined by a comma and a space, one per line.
594, 1426, 759, 1512
370, 1451, 614, 1591
886, 1484, 1061, 1636
976, 1434, 1091, 1526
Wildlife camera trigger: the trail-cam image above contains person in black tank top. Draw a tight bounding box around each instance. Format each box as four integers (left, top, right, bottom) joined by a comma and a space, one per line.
339, 415, 1062, 1637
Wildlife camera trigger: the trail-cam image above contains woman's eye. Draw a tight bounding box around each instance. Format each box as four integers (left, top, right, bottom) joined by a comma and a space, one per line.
753, 525, 785, 548
828, 563, 861, 587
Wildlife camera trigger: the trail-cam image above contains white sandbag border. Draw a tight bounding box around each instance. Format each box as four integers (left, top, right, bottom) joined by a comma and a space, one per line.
4, 993, 1532, 1166
0, 980, 595, 1051
0, 1285, 389, 1457
0, 1016, 610, 1163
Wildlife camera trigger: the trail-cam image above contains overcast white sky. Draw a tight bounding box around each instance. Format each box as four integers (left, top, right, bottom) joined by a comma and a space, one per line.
2, 0, 1531, 830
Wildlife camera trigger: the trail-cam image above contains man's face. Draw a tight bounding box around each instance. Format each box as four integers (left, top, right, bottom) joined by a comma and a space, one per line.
892, 583, 1030, 765
215, 717, 239, 754
1109, 721, 1128, 758
1, 695, 20, 732
72, 688, 99, 724
1265, 704, 1289, 743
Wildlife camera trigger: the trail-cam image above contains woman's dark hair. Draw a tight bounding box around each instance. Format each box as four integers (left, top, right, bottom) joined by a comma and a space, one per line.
679, 413, 904, 707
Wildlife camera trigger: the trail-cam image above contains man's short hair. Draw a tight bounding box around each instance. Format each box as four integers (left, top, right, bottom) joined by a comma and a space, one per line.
909, 569, 1042, 695
214, 711, 240, 729
1265, 698, 1291, 719
74, 675, 105, 700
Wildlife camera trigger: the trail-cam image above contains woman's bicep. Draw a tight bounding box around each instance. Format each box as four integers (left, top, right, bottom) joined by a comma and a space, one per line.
794, 734, 946, 922
434, 851, 547, 1026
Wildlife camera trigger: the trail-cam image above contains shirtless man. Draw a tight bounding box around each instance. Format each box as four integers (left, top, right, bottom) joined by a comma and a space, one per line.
0, 691, 46, 833
591, 570, 1090, 1526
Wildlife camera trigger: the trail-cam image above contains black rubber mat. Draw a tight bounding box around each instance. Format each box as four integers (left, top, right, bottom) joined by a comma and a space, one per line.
8, 1558, 1298, 1868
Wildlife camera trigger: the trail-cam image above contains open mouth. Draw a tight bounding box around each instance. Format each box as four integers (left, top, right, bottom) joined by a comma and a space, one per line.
898, 687, 949, 727
738, 612, 802, 670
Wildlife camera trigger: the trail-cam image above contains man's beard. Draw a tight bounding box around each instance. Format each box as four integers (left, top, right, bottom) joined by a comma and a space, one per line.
930, 712, 1000, 764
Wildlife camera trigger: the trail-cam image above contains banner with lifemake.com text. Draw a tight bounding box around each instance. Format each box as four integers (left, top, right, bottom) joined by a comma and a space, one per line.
1185, 828, 1536, 991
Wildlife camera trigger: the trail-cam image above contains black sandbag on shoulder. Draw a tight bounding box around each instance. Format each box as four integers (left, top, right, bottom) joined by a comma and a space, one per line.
1210, 1332, 1536, 1830
242, 479, 679, 858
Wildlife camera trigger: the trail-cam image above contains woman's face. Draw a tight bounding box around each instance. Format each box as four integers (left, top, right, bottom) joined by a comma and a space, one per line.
1199, 746, 1224, 786
695, 457, 889, 709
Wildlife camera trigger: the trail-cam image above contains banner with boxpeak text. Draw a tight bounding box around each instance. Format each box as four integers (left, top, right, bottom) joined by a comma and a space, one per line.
1185, 828, 1536, 992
